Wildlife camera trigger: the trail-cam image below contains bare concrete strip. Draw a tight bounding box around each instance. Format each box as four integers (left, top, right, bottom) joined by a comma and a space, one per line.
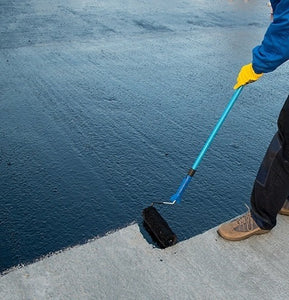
1, 216, 289, 299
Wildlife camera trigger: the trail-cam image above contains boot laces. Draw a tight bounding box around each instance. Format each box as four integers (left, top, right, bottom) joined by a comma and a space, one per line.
235, 205, 257, 232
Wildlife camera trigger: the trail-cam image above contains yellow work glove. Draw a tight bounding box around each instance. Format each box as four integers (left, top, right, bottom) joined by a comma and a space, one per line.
234, 63, 263, 89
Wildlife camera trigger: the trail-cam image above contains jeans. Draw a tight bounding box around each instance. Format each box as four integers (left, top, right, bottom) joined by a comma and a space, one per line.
251, 95, 289, 230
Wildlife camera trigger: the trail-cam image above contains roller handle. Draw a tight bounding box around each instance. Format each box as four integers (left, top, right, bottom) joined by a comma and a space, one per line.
170, 86, 243, 203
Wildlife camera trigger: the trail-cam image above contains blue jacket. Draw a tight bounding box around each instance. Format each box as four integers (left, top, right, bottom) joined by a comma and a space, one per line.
252, 0, 289, 73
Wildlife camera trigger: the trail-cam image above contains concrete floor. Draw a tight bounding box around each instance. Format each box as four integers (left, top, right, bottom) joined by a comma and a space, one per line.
2, 0, 289, 298
1, 216, 289, 299
2, 0, 287, 272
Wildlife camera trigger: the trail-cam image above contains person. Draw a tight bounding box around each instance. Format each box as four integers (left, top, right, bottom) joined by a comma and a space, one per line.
217, 0, 289, 241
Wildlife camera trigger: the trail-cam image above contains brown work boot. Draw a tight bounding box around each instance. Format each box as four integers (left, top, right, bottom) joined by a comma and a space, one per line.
217, 210, 270, 241
279, 199, 289, 216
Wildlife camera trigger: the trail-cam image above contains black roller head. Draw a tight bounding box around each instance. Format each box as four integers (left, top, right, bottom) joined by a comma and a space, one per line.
142, 206, 177, 248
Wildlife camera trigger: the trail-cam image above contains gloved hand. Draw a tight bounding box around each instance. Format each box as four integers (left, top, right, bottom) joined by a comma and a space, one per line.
234, 63, 263, 89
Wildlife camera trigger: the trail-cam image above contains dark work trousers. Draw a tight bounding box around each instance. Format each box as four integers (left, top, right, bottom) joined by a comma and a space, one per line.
251, 95, 289, 230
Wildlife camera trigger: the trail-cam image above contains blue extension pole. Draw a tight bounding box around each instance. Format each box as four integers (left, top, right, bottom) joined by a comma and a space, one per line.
170, 86, 243, 203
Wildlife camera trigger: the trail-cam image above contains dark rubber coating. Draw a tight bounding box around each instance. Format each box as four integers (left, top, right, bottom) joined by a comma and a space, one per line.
142, 206, 177, 248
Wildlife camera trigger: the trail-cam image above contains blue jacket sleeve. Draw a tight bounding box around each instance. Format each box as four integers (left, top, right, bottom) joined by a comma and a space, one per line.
252, 0, 289, 73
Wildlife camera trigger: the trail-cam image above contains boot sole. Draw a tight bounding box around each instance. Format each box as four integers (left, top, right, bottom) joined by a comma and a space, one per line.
279, 210, 289, 216
217, 228, 270, 241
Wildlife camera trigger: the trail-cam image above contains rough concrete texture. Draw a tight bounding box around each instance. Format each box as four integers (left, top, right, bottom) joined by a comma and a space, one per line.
2, 0, 289, 273
2, 0, 289, 298
1, 216, 289, 299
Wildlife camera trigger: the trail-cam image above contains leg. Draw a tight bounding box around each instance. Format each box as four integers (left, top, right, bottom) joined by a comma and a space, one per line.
217, 95, 289, 241
251, 96, 289, 230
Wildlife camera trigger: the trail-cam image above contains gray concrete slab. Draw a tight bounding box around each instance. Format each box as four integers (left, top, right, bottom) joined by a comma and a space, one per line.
1, 216, 289, 299
2, 0, 289, 299
2, 0, 287, 273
